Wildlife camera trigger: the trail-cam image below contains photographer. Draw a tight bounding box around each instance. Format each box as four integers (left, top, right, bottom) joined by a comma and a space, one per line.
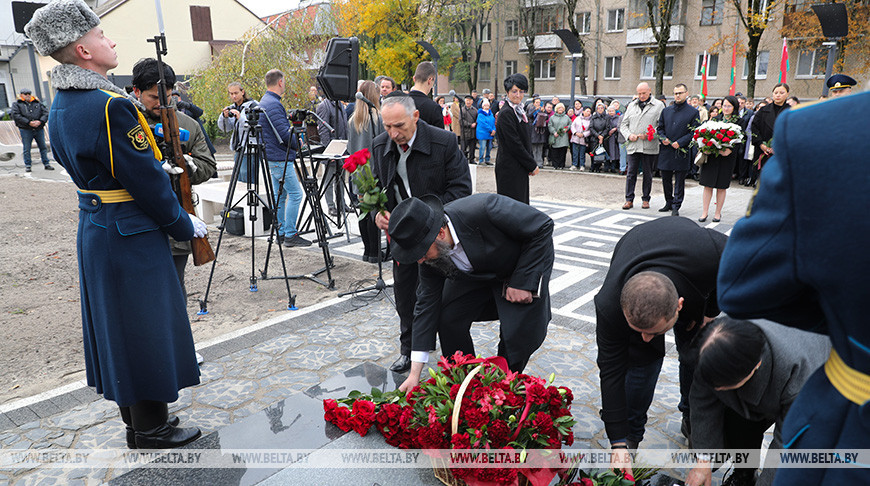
218, 82, 258, 183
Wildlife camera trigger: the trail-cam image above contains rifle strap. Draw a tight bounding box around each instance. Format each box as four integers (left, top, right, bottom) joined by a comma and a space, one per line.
101, 90, 163, 178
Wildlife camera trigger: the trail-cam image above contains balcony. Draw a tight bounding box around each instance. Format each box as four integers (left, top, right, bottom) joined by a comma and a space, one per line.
517, 34, 564, 54
626, 25, 685, 48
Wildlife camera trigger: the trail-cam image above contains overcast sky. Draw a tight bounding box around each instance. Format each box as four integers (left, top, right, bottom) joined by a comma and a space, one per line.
238, 0, 301, 17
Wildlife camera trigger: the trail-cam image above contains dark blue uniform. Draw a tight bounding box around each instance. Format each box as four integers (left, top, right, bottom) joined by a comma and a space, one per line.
49, 87, 199, 406
718, 92, 870, 483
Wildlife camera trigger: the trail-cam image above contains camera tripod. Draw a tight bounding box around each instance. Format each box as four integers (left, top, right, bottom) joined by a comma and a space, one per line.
260, 124, 336, 289
198, 107, 296, 314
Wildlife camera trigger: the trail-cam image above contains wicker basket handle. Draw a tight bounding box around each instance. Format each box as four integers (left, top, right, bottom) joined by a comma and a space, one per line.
450, 364, 484, 435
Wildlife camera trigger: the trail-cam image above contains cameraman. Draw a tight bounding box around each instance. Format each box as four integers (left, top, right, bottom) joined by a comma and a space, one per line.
218, 82, 258, 183
260, 69, 310, 247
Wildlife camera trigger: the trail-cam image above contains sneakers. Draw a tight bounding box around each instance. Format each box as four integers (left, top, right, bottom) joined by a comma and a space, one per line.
283, 233, 312, 247
44, 164, 55, 171
25, 166, 31, 172
569, 166, 577, 171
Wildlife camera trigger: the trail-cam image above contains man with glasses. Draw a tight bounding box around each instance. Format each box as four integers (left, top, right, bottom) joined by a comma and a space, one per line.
594, 217, 727, 477
495, 73, 539, 205
656, 84, 699, 216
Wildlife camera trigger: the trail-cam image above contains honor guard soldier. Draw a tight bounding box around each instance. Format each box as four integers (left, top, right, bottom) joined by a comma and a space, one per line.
25, 0, 206, 449
826, 74, 857, 98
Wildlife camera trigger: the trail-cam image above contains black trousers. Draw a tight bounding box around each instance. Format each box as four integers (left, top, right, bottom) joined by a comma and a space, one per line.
437, 281, 529, 373
358, 216, 380, 259
660, 170, 687, 209
461, 137, 477, 163
393, 260, 419, 356
625, 153, 656, 202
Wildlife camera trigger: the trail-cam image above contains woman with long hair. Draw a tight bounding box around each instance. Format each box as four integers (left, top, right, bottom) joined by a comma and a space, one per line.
347, 80, 385, 263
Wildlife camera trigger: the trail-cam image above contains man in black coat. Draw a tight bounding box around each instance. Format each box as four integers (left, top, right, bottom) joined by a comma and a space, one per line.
495, 73, 539, 204
10, 88, 54, 172
408, 61, 444, 130
389, 193, 554, 392
371, 94, 472, 373
595, 217, 727, 475
656, 84, 698, 216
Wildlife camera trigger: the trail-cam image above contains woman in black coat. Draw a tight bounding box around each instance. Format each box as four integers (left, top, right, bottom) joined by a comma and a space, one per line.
495, 74, 539, 204
699, 96, 741, 222
749, 83, 790, 185
588, 103, 610, 172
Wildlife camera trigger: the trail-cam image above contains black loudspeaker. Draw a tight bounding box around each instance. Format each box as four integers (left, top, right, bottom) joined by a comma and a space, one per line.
316, 37, 359, 102
12, 1, 45, 34
812, 3, 849, 39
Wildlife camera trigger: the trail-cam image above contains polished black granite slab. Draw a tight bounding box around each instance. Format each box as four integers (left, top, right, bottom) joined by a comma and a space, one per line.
111, 363, 687, 486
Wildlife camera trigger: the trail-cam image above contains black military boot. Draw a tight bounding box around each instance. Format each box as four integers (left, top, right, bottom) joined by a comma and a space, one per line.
130, 400, 201, 449
121, 406, 181, 449
722, 468, 756, 486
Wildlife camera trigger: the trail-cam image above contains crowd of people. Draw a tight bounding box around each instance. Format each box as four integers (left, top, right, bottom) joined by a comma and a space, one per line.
22, 2, 867, 485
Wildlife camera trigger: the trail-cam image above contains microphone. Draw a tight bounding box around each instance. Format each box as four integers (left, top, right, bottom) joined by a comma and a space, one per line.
449, 90, 456, 99
355, 92, 376, 109
153, 123, 190, 141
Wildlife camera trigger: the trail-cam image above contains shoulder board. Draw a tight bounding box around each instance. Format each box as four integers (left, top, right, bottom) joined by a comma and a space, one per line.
790, 99, 824, 112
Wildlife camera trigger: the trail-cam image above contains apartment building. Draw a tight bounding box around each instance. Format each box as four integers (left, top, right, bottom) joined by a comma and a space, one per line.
440, 0, 858, 100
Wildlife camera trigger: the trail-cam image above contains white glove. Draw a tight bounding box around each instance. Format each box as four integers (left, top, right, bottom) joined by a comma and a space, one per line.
183, 154, 198, 173
189, 214, 208, 238
162, 161, 184, 175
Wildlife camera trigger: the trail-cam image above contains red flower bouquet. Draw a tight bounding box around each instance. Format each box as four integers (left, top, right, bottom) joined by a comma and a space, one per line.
323, 352, 577, 486
343, 148, 387, 221
645, 125, 656, 142
690, 121, 745, 166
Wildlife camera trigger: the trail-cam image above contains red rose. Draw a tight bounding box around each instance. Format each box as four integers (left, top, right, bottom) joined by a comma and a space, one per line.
624, 472, 635, 481
342, 158, 357, 172
333, 406, 352, 432
352, 399, 376, 421
323, 399, 338, 422
722, 137, 731, 143
706, 140, 715, 146
581, 479, 595, 486
344, 148, 369, 173
715, 132, 724, 140
699, 128, 706, 134
727, 130, 735, 137
349, 414, 373, 436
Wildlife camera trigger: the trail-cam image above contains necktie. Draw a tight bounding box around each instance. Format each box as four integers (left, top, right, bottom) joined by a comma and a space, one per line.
400, 143, 409, 152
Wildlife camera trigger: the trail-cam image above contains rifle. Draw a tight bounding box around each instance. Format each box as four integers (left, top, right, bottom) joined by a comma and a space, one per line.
147, 24, 215, 266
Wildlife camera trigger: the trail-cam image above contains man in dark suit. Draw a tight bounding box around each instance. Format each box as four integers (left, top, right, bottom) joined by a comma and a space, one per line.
656, 83, 698, 216
388, 194, 554, 392
408, 61, 444, 129
718, 92, 870, 486
495, 73, 539, 204
595, 217, 727, 476
371, 94, 472, 373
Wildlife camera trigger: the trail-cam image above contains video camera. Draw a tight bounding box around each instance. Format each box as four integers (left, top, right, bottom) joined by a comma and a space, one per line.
288, 109, 312, 127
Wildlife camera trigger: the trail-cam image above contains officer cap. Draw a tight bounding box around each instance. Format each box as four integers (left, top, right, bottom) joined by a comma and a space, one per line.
24, 0, 100, 57
826, 74, 857, 91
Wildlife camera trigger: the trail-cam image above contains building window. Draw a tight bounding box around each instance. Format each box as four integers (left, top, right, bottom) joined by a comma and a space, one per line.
695, 53, 719, 79
479, 62, 491, 82
576, 12, 591, 34
796, 48, 828, 77
530, 6, 563, 34
742, 51, 770, 79
190, 5, 213, 41
505, 19, 518, 38
505, 60, 518, 78
534, 59, 557, 80
700, 0, 724, 25
641, 54, 674, 79
480, 23, 491, 42
604, 56, 622, 80
607, 8, 624, 32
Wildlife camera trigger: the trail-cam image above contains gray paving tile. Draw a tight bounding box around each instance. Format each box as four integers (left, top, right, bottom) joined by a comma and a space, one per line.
5, 407, 38, 426
28, 399, 62, 418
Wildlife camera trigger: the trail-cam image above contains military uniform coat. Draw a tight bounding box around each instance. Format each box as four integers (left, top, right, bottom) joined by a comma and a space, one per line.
48, 65, 199, 406
718, 92, 870, 485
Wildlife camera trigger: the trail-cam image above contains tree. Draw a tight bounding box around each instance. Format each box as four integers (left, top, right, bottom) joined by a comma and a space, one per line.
188, 21, 323, 124
423, 0, 496, 92
731, 0, 780, 99
333, 0, 427, 86
644, 0, 680, 96
780, 1, 870, 78
560, 0, 588, 95
517, 0, 542, 95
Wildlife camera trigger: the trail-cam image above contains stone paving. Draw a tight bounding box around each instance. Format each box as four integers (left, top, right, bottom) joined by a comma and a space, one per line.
0, 191, 755, 485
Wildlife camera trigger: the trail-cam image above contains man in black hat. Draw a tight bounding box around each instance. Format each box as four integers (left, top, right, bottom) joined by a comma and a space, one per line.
389, 193, 554, 392
10, 88, 54, 172
826, 74, 857, 97
371, 94, 472, 374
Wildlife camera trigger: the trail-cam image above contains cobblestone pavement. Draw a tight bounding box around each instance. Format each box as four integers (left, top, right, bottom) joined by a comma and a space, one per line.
0, 196, 754, 485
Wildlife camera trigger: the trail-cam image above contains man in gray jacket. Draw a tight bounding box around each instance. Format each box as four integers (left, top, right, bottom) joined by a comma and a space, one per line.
10, 88, 54, 172
619, 82, 663, 209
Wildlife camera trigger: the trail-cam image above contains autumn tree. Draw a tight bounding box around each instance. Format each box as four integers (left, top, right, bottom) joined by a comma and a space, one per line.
642, 0, 681, 96
731, 0, 780, 99
188, 21, 323, 124
333, 0, 427, 86
517, 0, 542, 95
560, 0, 589, 95
422, 0, 496, 92
780, 1, 870, 78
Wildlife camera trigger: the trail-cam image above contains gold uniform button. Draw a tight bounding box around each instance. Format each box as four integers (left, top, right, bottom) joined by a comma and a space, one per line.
91, 199, 98, 206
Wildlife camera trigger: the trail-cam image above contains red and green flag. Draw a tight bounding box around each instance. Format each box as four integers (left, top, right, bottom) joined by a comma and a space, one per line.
779, 38, 789, 83
729, 42, 737, 95
701, 51, 709, 99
